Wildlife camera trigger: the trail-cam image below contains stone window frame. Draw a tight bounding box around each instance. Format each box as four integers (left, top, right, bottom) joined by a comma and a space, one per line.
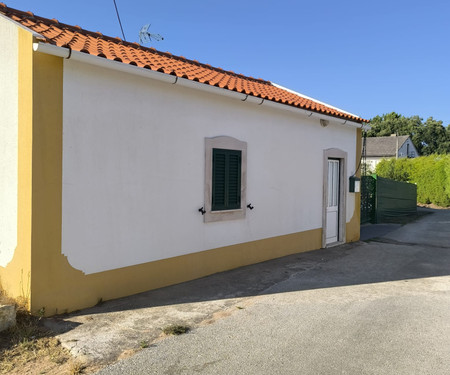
204, 136, 247, 223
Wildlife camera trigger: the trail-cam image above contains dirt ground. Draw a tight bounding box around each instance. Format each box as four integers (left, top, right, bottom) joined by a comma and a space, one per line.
0, 301, 100, 375
417, 202, 450, 210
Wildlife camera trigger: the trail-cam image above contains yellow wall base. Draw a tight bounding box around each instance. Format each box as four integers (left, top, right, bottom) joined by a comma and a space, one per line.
32, 228, 322, 315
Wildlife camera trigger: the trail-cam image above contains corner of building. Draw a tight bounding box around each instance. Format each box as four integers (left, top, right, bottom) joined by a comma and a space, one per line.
0, 26, 34, 309
346, 127, 363, 243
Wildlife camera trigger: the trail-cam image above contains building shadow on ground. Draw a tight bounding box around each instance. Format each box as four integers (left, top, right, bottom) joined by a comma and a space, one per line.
48, 207, 449, 333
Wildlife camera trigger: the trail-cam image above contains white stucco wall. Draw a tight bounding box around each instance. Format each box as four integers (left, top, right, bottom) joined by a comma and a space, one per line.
62, 60, 357, 274
0, 17, 18, 267
366, 157, 382, 172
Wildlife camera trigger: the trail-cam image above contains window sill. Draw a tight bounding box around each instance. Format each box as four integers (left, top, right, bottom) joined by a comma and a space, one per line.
204, 208, 246, 223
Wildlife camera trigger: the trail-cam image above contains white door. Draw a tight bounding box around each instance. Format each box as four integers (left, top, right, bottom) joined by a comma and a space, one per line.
326, 159, 340, 244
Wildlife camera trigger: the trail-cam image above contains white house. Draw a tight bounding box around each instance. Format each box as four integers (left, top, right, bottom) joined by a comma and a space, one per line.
365, 135, 419, 171
0, 4, 369, 315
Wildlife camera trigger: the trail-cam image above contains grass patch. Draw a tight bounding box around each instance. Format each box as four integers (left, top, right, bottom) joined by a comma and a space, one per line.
139, 340, 149, 348
162, 324, 190, 336
0, 307, 71, 374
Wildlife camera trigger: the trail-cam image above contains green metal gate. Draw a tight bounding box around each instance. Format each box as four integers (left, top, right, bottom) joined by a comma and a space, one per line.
361, 175, 376, 224
361, 175, 417, 224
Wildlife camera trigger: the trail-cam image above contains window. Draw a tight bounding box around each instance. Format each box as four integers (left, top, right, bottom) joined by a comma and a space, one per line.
204, 136, 247, 222
212, 148, 241, 211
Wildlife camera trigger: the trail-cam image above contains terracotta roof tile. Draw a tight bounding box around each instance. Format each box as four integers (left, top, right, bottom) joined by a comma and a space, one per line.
0, 3, 368, 123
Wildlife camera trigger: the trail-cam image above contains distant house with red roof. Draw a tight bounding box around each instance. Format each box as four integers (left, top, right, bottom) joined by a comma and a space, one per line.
0, 3, 369, 314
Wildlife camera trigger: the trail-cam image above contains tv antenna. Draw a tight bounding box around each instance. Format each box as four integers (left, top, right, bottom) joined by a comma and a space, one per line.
139, 24, 164, 45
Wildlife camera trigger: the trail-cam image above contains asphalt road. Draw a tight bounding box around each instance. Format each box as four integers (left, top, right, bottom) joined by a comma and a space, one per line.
95, 208, 450, 375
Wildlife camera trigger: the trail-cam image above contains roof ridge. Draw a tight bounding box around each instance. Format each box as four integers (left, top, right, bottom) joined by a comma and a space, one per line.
0, 3, 271, 86
369, 135, 410, 139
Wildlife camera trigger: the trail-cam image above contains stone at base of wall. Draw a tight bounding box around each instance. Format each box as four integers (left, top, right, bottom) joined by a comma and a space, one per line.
0, 305, 16, 332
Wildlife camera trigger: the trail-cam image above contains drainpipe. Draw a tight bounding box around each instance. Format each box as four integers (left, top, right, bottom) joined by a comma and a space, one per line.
32, 42, 368, 130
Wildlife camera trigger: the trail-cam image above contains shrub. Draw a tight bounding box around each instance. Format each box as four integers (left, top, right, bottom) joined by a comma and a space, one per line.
375, 157, 412, 182
375, 155, 450, 207
445, 156, 450, 200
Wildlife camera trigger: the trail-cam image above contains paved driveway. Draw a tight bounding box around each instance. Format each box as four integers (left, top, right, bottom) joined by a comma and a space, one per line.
91, 208, 450, 374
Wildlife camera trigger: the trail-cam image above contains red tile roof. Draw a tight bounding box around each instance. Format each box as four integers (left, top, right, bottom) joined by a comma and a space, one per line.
0, 3, 368, 123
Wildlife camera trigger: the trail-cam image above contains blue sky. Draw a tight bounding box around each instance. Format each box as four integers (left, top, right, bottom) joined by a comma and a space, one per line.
6, 0, 450, 125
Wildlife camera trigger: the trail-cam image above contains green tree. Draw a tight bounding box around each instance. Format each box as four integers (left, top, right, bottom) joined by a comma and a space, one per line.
367, 112, 418, 138
417, 117, 450, 155
368, 112, 450, 155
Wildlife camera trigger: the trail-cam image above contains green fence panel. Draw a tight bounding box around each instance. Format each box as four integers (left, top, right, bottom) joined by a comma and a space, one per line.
361, 176, 376, 224
376, 176, 417, 222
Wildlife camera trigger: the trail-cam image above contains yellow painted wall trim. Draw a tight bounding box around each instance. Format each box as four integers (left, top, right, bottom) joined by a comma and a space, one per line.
346, 127, 362, 242
33, 227, 322, 315
0, 28, 33, 308
29, 46, 64, 314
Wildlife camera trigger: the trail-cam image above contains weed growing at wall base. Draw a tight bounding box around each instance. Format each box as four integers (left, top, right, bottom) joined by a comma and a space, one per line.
162, 324, 190, 335
0, 308, 70, 373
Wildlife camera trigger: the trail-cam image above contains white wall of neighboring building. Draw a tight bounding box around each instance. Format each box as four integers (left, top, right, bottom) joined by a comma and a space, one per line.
366, 157, 383, 172
61, 59, 357, 274
0, 17, 18, 267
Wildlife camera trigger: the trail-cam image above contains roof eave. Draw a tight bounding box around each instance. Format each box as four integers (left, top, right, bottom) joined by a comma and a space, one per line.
0, 12, 45, 39
33, 41, 367, 127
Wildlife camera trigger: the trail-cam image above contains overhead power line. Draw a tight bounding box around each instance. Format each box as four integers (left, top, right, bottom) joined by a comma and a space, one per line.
113, 0, 126, 41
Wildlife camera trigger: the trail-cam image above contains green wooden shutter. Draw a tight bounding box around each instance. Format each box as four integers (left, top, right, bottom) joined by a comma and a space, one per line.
212, 150, 227, 210
212, 148, 241, 211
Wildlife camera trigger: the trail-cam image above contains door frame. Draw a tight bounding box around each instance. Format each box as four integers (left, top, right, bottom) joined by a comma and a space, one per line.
322, 148, 347, 248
